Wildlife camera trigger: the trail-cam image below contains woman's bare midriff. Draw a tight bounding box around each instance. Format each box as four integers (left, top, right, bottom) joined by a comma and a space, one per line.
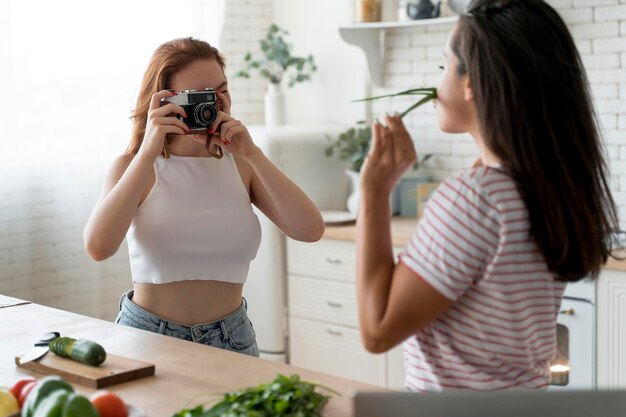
131, 280, 244, 326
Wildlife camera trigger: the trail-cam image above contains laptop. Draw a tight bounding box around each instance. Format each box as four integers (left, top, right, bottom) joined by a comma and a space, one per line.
353, 390, 626, 417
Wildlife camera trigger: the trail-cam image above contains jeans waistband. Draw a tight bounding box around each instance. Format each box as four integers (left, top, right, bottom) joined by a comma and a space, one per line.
118, 289, 249, 339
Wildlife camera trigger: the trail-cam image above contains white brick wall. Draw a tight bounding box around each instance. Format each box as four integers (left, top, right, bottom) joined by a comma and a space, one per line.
0, 162, 131, 320
220, 0, 274, 125
371, 1, 626, 229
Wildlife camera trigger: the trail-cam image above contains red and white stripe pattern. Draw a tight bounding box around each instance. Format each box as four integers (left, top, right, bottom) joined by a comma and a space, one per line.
399, 166, 566, 392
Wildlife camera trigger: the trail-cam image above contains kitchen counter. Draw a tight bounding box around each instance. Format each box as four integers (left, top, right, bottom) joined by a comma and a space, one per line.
324, 217, 626, 273
323, 217, 418, 248
0, 302, 382, 416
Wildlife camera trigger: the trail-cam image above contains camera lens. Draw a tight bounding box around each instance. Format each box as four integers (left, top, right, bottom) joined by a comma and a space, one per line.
194, 103, 217, 126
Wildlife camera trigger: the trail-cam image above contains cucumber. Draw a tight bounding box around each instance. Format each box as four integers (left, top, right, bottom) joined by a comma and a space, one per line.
49, 337, 107, 367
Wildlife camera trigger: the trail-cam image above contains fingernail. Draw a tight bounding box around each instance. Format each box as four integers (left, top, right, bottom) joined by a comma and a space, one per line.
208, 128, 215, 134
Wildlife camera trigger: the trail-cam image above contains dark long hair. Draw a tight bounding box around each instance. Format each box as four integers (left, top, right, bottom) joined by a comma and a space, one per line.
453, 0, 619, 281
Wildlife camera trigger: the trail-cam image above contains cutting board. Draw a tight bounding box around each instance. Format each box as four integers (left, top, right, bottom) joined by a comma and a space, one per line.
15, 352, 155, 388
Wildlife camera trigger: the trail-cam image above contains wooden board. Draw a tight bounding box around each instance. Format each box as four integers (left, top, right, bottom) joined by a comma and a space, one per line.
15, 352, 155, 388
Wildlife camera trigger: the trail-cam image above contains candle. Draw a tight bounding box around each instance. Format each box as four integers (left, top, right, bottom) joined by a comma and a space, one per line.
358, 0, 380, 22
550, 363, 570, 386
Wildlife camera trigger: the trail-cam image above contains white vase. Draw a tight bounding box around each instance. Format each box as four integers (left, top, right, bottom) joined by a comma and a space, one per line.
346, 169, 360, 216
264, 83, 286, 126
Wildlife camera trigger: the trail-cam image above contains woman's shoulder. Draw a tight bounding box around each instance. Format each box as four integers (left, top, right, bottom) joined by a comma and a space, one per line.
446, 166, 514, 192
432, 166, 515, 216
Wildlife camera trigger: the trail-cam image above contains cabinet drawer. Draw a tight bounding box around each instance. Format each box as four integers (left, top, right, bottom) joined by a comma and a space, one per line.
288, 275, 358, 327
287, 239, 356, 283
288, 317, 386, 387
387, 344, 407, 391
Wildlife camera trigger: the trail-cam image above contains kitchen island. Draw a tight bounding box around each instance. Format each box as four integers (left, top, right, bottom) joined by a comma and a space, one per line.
0, 300, 382, 416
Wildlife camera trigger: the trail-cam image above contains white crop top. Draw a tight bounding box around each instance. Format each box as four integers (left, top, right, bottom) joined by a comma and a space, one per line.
127, 152, 261, 284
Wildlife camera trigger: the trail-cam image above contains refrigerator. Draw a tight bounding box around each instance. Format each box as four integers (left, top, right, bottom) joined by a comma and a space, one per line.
243, 124, 349, 362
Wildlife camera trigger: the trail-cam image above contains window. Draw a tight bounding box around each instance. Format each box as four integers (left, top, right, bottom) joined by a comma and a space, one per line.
0, 0, 224, 167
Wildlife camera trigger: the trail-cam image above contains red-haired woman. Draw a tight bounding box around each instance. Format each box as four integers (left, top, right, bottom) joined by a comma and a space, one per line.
84, 38, 324, 356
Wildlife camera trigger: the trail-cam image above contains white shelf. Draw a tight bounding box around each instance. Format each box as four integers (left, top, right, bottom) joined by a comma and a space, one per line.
339, 16, 459, 85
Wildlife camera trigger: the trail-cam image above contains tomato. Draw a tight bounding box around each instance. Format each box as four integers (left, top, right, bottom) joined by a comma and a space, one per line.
18, 381, 37, 408
89, 391, 128, 417
9, 377, 36, 405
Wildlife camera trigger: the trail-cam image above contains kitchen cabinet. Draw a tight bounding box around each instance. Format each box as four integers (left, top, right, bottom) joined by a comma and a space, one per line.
597, 268, 626, 389
287, 238, 407, 390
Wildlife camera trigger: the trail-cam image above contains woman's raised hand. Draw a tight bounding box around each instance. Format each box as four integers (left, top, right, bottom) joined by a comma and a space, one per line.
139, 90, 189, 159
208, 90, 260, 158
360, 114, 417, 196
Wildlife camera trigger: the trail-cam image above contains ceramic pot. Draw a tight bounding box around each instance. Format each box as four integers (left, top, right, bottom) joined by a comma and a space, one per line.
345, 170, 402, 216
264, 83, 285, 126
346, 169, 360, 216
406, 0, 442, 19
447, 0, 470, 14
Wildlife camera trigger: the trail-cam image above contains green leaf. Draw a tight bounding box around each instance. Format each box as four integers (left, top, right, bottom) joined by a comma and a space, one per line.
233, 23, 317, 89
351, 87, 437, 103
399, 92, 437, 118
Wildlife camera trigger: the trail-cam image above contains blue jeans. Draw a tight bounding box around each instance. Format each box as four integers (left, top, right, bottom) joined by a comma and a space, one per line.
115, 290, 259, 357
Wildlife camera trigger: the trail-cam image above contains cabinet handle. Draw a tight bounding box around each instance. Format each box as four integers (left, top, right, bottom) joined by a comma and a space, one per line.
327, 328, 343, 336
559, 308, 575, 316
327, 301, 343, 308
325, 257, 342, 264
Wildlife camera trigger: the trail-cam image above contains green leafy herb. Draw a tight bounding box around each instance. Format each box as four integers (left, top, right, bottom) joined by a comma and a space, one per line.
325, 122, 372, 173
352, 87, 437, 118
234, 24, 317, 88
324, 87, 437, 172
171, 374, 340, 417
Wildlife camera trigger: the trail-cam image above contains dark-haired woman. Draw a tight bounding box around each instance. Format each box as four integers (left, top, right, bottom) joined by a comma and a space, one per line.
83, 38, 324, 356
356, 0, 618, 391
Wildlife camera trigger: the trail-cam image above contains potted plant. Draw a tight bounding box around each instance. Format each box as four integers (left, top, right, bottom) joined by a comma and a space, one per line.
325, 87, 437, 215
235, 24, 317, 126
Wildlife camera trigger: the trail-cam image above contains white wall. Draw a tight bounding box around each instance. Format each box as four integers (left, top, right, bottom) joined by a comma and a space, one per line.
272, 0, 368, 125
221, 0, 274, 125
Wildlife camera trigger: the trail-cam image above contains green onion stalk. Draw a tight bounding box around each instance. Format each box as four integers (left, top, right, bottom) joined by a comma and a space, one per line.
352, 87, 437, 119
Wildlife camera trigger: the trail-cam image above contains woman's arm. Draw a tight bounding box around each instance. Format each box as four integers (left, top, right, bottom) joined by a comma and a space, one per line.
210, 91, 324, 242
356, 115, 451, 353
243, 150, 325, 242
83, 153, 155, 261
83, 90, 188, 260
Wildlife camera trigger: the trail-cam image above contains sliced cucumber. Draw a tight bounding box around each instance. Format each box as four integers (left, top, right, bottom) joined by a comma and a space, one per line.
49, 337, 107, 367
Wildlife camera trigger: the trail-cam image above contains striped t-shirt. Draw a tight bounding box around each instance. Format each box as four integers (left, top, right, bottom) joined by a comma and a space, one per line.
399, 166, 567, 392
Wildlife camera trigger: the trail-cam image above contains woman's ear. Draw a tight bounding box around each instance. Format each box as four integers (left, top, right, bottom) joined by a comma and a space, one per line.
463, 76, 474, 102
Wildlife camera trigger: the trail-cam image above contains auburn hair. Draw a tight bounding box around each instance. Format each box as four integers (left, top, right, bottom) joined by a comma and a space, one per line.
453, 0, 619, 281
126, 37, 225, 156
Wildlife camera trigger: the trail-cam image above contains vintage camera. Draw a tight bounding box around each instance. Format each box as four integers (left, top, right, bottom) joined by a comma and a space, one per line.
160, 88, 218, 132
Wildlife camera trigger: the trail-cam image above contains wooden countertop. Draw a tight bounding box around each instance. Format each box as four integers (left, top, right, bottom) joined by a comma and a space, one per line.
324, 217, 626, 273
324, 217, 418, 248
0, 303, 382, 416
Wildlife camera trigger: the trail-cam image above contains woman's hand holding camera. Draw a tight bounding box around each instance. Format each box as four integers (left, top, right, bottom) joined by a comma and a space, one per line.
209, 91, 260, 159
139, 90, 189, 159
